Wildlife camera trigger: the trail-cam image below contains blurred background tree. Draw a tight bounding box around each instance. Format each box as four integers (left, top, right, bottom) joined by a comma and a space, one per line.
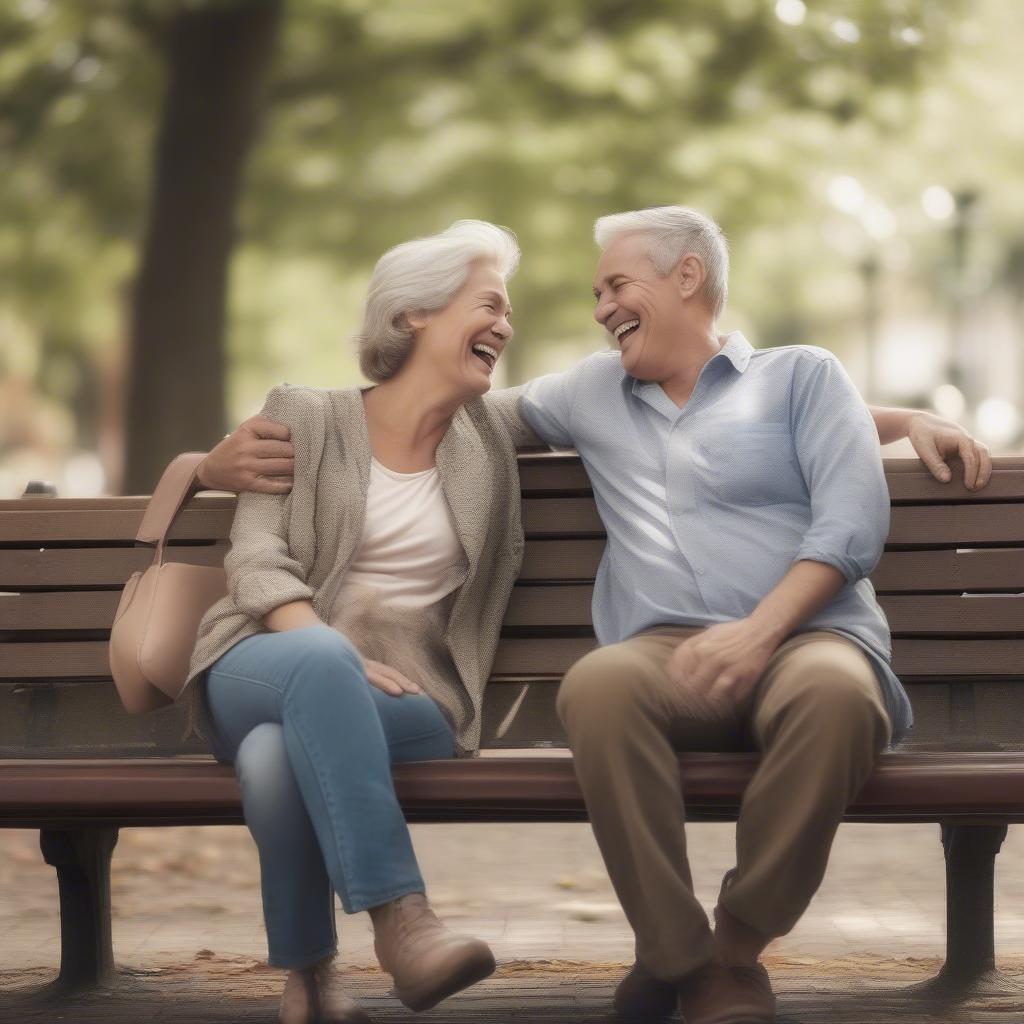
1, 0, 1021, 494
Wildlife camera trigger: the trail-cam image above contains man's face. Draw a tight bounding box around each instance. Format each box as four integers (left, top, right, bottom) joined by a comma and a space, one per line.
591, 233, 686, 381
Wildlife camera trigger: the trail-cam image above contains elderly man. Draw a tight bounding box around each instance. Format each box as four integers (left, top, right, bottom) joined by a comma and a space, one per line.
201, 207, 990, 1023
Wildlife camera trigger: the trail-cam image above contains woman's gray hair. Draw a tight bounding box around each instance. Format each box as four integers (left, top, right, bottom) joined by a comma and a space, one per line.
355, 219, 520, 382
593, 206, 729, 319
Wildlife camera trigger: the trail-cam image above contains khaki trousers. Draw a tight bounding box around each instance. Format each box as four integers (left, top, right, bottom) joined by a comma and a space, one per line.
556, 626, 892, 981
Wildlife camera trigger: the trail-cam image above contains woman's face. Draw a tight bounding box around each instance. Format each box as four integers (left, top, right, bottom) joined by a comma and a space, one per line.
408, 260, 513, 397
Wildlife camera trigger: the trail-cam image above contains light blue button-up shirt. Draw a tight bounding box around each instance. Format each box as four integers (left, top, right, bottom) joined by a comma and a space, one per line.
515, 331, 913, 745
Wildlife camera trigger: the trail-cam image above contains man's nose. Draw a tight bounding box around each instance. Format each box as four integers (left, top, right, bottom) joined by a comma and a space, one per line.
594, 295, 616, 326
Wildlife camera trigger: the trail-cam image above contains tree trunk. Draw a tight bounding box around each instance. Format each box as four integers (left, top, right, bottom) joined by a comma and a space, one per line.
124, 0, 283, 494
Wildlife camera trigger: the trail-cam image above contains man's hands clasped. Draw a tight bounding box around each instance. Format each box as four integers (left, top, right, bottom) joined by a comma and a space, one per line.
667, 618, 780, 715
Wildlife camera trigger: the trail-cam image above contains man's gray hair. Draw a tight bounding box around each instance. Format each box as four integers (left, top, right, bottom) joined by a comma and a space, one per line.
355, 219, 520, 382
593, 206, 729, 319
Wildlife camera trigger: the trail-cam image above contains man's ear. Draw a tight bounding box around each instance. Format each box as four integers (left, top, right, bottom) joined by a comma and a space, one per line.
676, 254, 706, 301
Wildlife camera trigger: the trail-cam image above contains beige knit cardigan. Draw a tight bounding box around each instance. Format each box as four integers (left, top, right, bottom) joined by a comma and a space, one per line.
184, 384, 537, 754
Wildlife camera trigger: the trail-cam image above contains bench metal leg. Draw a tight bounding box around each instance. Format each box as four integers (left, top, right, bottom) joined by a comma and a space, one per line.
908, 823, 1024, 1000
39, 827, 119, 994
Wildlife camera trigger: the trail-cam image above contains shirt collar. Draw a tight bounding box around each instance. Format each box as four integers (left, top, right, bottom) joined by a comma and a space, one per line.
629, 330, 754, 401
715, 331, 754, 373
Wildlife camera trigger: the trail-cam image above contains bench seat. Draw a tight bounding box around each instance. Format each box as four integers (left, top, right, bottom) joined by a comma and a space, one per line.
2, 751, 1023, 828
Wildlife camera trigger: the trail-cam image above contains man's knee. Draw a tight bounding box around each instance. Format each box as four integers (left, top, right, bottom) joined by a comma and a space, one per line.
556, 644, 648, 731
769, 642, 890, 744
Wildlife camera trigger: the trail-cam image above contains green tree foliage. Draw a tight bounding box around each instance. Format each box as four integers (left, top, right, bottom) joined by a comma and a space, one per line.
9, 0, 1024, 490
245, 0, 961, 379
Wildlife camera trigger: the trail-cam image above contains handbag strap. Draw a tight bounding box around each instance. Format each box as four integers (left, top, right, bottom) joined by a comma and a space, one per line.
136, 452, 208, 546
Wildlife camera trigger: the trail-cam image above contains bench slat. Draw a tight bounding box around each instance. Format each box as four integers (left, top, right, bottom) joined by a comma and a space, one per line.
500, 590, 1024, 636
0, 544, 228, 588
7, 637, 1024, 680
7, 588, 1024, 636
519, 500, 1024, 545
882, 459, 1024, 502
6, 542, 1023, 593
516, 453, 1024, 503
0, 507, 235, 544
521, 542, 1024, 591
517, 453, 1024, 503
1, 643, 113, 678
881, 595, 1024, 635
870, 548, 1024, 593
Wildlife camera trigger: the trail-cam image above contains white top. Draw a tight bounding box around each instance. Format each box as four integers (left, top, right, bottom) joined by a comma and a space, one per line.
332, 458, 468, 610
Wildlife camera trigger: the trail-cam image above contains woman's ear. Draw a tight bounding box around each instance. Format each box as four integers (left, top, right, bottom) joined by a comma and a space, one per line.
403, 310, 429, 331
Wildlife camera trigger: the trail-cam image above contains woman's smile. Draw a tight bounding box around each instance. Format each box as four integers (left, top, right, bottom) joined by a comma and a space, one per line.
471, 342, 499, 372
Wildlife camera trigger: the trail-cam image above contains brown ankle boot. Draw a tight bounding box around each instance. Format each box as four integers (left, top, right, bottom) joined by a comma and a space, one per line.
676, 960, 776, 1024
279, 954, 372, 1024
713, 902, 772, 968
713, 869, 772, 968
369, 892, 495, 1011
612, 960, 678, 1021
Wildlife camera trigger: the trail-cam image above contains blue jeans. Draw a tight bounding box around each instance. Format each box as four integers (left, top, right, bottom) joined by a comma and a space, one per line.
204, 624, 456, 969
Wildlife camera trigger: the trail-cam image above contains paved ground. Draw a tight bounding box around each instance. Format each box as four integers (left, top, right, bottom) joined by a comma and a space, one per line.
1, 820, 1023, 1021
3, 957, 1024, 1024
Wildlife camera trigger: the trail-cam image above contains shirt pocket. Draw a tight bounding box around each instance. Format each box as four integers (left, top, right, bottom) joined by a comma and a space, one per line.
696, 426, 806, 508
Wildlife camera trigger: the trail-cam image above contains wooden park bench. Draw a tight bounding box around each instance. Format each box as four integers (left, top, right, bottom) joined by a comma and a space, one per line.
2, 452, 1023, 1000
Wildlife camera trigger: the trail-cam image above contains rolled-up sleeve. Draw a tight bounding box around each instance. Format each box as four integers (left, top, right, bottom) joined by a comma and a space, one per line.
223, 384, 321, 621
791, 352, 890, 582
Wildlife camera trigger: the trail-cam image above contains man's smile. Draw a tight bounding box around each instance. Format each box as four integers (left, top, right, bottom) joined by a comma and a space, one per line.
613, 319, 640, 345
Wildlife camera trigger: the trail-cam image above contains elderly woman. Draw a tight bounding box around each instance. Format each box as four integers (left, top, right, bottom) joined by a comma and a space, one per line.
184, 221, 531, 1024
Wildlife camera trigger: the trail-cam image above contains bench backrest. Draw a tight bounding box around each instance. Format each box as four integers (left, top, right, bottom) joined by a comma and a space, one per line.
3, 453, 1024, 756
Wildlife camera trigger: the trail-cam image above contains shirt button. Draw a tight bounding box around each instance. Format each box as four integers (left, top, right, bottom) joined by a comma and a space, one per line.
696, 567, 705, 576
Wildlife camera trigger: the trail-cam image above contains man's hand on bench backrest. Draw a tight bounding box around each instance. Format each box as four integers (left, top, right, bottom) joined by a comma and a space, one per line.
197, 415, 294, 494
907, 411, 992, 491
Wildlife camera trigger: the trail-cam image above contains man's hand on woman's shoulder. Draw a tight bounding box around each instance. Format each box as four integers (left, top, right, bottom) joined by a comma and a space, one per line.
197, 415, 295, 494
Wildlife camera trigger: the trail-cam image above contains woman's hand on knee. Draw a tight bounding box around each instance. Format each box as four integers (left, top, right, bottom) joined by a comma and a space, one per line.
363, 659, 422, 697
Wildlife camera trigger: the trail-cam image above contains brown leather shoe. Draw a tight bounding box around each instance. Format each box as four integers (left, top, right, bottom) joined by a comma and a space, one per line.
676, 960, 776, 1024
279, 954, 372, 1024
369, 892, 495, 1011
612, 961, 678, 1020
713, 870, 771, 967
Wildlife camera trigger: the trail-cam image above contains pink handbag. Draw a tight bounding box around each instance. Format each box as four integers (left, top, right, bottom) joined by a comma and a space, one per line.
109, 453, 227, 714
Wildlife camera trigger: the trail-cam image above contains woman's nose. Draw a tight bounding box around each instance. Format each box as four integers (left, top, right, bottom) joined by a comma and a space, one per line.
492, 317, 513, 340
